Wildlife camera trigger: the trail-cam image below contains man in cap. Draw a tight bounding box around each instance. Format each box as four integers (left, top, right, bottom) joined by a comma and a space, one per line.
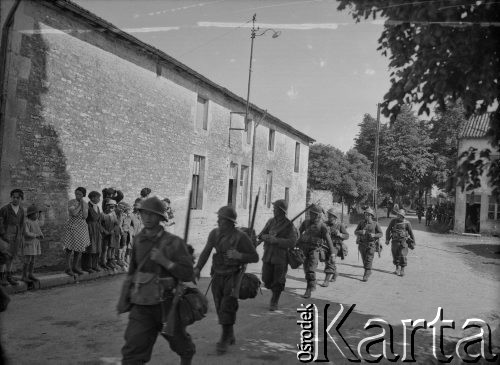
297, 204, 334, 298
385, 209, 415, 276
320, 209, 349, 287
354, 207, 383, 282
194, 206, 258, 355
119, 196, 195, 365
257, 199, 297, 311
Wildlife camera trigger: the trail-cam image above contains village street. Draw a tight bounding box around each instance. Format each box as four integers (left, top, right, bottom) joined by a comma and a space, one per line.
1, 217, 499, 365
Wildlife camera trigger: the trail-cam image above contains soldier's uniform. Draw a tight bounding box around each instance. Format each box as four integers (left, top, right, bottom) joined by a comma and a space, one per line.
354, 207, 383, 282
385, 209, 415, 277
258, 199, 297, 310
119, 197, 195, 365
297, 205, 334, 298
321, 209, 349, 287
195, 206, 258, 355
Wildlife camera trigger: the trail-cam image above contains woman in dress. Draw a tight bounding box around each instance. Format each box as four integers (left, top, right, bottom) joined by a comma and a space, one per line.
85, 191, 103, 272
63, 187, 91, 276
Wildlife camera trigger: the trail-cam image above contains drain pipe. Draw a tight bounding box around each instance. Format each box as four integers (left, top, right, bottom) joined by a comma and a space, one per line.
0, 0, 22, 156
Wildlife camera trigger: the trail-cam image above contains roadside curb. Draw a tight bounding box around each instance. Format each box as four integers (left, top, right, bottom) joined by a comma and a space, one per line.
2, 268, 127, 295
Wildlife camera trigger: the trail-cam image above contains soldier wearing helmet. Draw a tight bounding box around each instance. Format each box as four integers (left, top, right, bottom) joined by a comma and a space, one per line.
354, 207, 383, 282
257, 199, 297, 311
118, 196, 195, 365
297, 204, 334, 299
194, 205, 258, 355
320, 208, 349, 287
385, 209, 415, 277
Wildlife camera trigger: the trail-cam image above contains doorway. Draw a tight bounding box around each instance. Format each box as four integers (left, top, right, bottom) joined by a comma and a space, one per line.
465, 193, 481, 233
227, 163, 238, 208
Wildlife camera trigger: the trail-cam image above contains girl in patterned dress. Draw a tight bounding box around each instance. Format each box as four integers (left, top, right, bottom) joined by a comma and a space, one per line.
22, 204, 44, 283
63, 187, 90, 276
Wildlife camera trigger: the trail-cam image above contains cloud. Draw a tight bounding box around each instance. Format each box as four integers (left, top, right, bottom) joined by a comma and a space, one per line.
287, 85, 299, 100
229, 58, 236, 63
198, 22, 339, 30
364, 68, 375, 75
307, 44, 313, 50
319, 58, 327, 68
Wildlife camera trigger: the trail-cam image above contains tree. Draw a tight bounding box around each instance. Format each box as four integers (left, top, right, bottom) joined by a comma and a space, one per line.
378, 106, 434, 197
428, 101, 467, 192
308, 144, 373, 209
354, 113, 388, 163
337, 0, 499, 196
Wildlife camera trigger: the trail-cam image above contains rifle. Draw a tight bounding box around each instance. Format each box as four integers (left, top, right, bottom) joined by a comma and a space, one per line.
231, 189, 260, 298
162, 190, 192, 336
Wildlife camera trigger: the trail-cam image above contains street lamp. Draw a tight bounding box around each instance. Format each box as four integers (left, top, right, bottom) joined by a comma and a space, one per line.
245, 13, 281, 227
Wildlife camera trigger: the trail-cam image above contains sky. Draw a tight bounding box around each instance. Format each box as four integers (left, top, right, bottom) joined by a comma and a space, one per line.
73, 0, 392, 151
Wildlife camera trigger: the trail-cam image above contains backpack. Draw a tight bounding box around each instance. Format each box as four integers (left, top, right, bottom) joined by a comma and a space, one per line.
238, 273, 261, 300
178, 286, 209, 326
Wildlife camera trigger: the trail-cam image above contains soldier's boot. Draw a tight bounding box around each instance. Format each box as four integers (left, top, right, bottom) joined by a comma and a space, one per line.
28, 262, 39, 282
399, 267, 405, 277
393, 266, 400, 275
330, 272, 337, 282
21, 264, 32, 283
0, 272, 8, 286
72, 253, 84, 275
319, 274, 333, 287
302, 282, 315, 299
269, 290, 281, 311
216, 325, 235, 354
362, 269, 371, 282
6, 271, 19, 286
65, 250, 75, 277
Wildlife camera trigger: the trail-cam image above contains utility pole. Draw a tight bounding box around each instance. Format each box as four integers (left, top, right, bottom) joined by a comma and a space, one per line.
373, 103, 381, 221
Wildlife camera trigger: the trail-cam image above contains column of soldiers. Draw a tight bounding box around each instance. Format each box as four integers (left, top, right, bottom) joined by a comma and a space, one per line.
117, 198, 415, 364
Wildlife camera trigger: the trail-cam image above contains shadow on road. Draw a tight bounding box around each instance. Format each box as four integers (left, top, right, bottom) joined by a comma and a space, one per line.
458, 244, 500, 260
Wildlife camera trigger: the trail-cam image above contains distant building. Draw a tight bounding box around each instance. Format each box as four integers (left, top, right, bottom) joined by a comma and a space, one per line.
0, 0, 314, 266
454, 113, 499, 235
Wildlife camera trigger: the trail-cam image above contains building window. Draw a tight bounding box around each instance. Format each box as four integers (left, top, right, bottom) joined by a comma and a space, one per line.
285, 187, 289, 207
246, 119, 253, 144
196, 96, 208, 130
239, 165, 249, 209
268, 129, 275, 151
294, 142, 300, 172
488, 196, 500, 220
264, 170, 273, 208
227, 163, 238, 208
191, 155, 205, 209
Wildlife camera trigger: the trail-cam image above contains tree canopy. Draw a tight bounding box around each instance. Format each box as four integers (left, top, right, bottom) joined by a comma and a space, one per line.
337, 0, 499, 195
308, 144, 372, 207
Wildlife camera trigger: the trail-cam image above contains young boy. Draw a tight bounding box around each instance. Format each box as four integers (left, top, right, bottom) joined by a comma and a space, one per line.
118, 196, 195, 365
0, 189, 25, 286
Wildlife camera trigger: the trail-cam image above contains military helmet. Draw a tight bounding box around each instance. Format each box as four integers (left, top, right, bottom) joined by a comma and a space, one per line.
396, 209, 406, 218
137, 196, 167, 221
308, 204, 323, 216
216, 206, 237, 223
326, 208, 338, 218
272, 199, 288, 213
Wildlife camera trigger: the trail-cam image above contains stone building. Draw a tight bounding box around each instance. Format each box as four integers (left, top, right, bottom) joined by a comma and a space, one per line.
454, 113, 499, 235
0, 0, 314, 267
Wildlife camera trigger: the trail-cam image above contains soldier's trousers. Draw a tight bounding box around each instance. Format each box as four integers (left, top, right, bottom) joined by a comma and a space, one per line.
122, 303, 195, 364
212, 273, 239, 325
262, 262, 288, 292
358, 242, 375, 271
302, 246, 319, 288
391, 240, 408, 267
324, 246, 339, 277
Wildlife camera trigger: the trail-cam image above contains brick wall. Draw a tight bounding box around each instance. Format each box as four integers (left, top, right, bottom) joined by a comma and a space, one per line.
0, 1, 310, 267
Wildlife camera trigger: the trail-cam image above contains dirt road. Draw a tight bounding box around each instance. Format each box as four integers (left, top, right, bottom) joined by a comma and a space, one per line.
1, 217, 499, 364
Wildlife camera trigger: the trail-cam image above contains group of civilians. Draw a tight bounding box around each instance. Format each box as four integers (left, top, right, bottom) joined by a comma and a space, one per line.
0, 187, 175, 286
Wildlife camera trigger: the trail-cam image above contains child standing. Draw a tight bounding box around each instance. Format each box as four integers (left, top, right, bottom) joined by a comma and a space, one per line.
22, 205, 44, 283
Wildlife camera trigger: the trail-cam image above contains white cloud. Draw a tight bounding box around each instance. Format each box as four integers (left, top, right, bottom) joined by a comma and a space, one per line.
287, 85, 299, 100
198, 22, 339, 30
229, 58, 236, 63
319, 58, 327, 68
307, 44, 313, 50
364, 68, 375, 75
